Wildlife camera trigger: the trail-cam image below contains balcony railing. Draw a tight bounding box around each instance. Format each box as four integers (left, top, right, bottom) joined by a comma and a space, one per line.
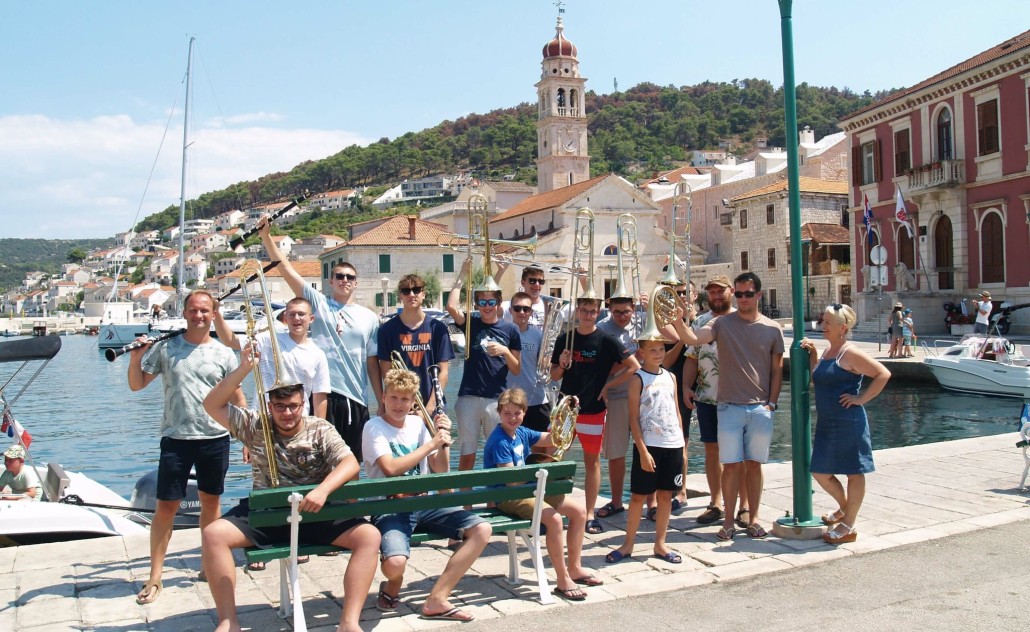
906, 159, 964, 192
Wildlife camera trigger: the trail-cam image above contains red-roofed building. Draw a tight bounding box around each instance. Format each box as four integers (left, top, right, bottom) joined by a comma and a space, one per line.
839, 29, 1030, 333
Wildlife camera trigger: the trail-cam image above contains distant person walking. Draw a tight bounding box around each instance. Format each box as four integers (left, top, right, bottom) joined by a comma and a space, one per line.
888, 303, 904, 359
799, 304, 891, 545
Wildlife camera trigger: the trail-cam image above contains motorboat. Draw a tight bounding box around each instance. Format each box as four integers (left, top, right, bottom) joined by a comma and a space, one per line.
0, 335, 199, 546
923, 335, 1030, 399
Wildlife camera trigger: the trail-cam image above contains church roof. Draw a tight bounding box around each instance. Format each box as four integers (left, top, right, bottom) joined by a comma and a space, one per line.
490, 174, 608, 223
542, 17, 577, 59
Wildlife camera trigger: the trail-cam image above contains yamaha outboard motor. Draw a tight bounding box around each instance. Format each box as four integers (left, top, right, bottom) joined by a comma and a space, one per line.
130, 470, 201, 529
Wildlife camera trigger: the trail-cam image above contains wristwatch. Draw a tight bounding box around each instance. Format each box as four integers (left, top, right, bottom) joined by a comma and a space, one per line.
766, 402, 778, 411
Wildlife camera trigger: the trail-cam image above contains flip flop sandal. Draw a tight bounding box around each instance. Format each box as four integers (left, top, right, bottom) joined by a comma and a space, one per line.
553, 586, 587, 601
246, 561, 266, 572
605, 550, 629, 564
572, 574, 604, 586
595, 502, 626, 518
135, 580, 162, 605
716, 526, 735, 541
653, 551, 683, 564
420, 607, 475, 622
745, 524, 768, 539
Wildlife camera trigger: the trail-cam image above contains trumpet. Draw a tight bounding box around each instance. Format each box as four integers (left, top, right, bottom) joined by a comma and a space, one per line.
237, 258, 296, 488
564, 208, 597, 356
525, 394, 579, 464
438, 231, 538, 255
390, 351, 438, 436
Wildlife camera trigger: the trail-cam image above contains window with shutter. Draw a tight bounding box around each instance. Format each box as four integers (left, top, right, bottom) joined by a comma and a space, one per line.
981, 213, 1004, 283
741, 251, 749, 270
894, 129, 910, 175
977, 100, 999, 156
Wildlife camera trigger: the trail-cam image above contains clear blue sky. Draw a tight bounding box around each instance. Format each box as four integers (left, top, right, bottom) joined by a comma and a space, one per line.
1, 0, 1022, 239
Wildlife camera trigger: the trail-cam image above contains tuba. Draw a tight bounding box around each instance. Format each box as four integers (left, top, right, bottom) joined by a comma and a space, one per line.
526, 394, 579, 464
237, 258, 297, 488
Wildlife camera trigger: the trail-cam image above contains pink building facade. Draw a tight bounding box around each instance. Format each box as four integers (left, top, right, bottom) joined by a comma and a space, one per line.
840, 30, 1030, 334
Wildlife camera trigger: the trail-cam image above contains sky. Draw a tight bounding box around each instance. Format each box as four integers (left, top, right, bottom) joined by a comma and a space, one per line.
1, 1, 1023, 239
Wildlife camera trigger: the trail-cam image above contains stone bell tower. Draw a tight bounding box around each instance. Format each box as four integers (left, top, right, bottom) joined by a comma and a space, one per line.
535, 16, 590, 193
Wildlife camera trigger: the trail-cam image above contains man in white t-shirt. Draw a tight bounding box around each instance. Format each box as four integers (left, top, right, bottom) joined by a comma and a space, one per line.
501, 266, 549, 327
973, 290, 992, 334
214, 297, 330, 418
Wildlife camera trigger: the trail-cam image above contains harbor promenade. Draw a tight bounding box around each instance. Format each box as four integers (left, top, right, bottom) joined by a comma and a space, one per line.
2, 431, 1027, 631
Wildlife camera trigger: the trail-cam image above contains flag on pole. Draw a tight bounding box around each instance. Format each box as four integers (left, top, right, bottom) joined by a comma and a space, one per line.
862, 195, 874, 246
895, 187, 914, 238
1, 408, 32, 448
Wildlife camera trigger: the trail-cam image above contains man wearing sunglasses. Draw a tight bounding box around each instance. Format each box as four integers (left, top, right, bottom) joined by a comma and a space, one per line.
447, 258, 522, 471
501, 266, 550, 327
377, 274, 455, 412
504, 292, 551, 456
672, 271, 783, 541
260, 218, 382, 461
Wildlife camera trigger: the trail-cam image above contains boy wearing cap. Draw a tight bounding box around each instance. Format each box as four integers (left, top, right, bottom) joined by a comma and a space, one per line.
974, 291, 992, 334
0, 445, 41, 501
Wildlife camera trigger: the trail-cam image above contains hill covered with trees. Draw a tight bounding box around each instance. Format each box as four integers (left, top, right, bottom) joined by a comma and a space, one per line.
131, 78, 890, 233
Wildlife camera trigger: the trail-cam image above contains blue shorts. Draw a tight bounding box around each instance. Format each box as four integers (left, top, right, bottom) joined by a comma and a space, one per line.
717, 403, 773, 464
374, 507, 486, 559
696, 401, 719, 444
157, 435, 230, 500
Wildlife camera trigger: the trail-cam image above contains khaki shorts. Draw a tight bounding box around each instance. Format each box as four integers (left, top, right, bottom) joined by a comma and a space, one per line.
497, 494, 565, 520
601, 397, 630, 459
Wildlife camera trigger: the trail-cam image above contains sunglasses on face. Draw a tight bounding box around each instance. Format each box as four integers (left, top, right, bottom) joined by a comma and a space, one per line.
477, 298, 499, 307
524, 278, 546, 285
510, 305, 532, 313
399, 286, 423, 295
676, 290, 689, 297
334, 273, 357, 282
734, 290, 758, 299
271, 403, 303, 413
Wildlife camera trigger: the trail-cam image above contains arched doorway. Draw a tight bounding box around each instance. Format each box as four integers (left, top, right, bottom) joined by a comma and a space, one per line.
898, 227, 915, 270
934, 215, 954, 290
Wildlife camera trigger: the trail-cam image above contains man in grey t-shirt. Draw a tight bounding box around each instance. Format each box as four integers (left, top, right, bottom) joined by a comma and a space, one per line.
128, 290, 242, 605
675, 272, 784, 541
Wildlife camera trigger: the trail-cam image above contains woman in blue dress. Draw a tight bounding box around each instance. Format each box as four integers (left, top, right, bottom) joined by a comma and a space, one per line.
800, 304, 891, 544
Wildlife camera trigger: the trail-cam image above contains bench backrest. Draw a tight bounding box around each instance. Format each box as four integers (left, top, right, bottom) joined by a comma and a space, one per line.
247, 461, 576, 528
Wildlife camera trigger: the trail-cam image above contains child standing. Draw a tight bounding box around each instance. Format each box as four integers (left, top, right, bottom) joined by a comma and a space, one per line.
605, 336, 685, 565
483, 388, 601, 601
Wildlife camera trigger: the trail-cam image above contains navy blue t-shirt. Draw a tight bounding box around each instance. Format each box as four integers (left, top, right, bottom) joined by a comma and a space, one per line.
483, 424, 542, 469
377, 315, 455, 405
457, 316, 522, 398
550, 328, 629, 415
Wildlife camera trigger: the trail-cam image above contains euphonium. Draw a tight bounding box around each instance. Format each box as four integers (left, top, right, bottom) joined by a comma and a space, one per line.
525, 394, 579, 464
390, 351, 437, 436
237, 258, 296, 488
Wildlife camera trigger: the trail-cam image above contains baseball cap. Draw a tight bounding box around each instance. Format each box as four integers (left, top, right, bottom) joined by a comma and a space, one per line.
706, 275, 732, 290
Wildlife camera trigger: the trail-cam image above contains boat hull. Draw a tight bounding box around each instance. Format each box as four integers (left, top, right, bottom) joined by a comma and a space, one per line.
0, 500, 147, 547
924, 356, 1030, 399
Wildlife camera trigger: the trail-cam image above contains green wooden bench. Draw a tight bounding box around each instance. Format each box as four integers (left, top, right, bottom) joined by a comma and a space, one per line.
245, 461, 576, 629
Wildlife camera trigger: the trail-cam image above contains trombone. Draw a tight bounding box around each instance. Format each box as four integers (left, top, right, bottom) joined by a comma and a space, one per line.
564, 208, 597, 356
237, 258, 295, 488
611, 214, 643, 329
658, 182, 692, 287
465, 194, 502, 360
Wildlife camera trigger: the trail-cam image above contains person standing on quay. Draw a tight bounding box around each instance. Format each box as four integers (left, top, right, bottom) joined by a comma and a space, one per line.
260, 217, 382, 460
128, 290, 242, 605
800, 304, 891, 544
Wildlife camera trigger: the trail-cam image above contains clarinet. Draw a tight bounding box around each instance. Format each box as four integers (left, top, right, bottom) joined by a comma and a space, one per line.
227, 192, 308, 250
105, 329, 186, 362
428, 364, 447, 419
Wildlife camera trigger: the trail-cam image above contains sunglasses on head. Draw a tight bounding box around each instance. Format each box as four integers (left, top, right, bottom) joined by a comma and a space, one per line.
510, 305, 532, 313
399, 286, 423, 295
734, 290, 757, 299
524, 278, 546, 285
477, 298, 499, 307
334, 272, 357, 281
830, 303, 843, 312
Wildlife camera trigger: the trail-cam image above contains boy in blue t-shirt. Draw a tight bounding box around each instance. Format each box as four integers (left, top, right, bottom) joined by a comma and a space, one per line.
483, 388, 602, 601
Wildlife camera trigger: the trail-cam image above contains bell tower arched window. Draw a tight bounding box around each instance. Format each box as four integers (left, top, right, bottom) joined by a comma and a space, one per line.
556, 88, 566, 116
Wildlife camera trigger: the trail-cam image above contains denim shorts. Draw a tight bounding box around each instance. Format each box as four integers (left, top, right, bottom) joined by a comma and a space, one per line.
696, 401, 719, 444
373, 507, 486, 559
716, 403, 773, 464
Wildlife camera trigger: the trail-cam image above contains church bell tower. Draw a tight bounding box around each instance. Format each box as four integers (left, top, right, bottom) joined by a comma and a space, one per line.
535, 16, 589, 193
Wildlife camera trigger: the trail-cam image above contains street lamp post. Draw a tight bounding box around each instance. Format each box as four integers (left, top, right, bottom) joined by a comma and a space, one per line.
380, 277, 390, 316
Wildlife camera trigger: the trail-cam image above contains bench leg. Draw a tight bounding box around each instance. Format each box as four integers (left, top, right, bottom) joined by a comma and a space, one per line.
278, 559, 290, 619
524, 529, 553, 605
287, 492, 308, 632
505, 530, 522, 586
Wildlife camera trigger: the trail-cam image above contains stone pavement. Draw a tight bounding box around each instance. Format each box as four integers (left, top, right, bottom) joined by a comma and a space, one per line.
2, 433, 1028, 632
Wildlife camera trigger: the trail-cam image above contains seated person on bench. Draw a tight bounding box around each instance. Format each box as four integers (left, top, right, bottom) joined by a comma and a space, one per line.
362, 368, 491, 623
202, 344, 380, 632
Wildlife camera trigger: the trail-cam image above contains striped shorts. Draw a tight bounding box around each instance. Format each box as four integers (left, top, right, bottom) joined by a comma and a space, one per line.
575, 410, 607, 455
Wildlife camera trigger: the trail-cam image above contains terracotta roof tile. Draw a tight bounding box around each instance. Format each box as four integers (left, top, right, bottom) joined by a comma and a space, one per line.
347, 216, 450, 247
483, 180, 536, 193
729, 177, 848, 202
490, 174, 608, 222
267, 261, 321, 278
801, 223, 850, 245
642, 165, 703, 185
844, 29, 1030, 121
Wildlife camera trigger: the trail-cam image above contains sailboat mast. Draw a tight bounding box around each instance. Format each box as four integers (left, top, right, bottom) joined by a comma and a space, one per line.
175, 37, 194, 316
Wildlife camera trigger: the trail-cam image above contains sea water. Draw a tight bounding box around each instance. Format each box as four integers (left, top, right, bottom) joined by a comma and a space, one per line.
0, 335, 1020, 505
